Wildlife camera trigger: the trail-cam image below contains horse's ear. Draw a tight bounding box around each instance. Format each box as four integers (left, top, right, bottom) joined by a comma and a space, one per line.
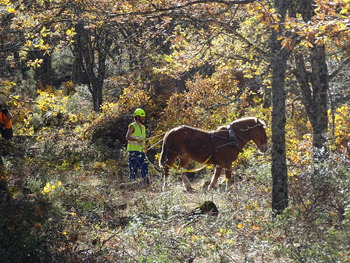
258, 119, 267, 128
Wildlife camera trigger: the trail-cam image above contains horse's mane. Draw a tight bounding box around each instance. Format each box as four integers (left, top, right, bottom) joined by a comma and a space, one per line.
231, 117, 257, 124
172, 125, 209, 133
172, 117, 266, 133
230, 117, 266, 128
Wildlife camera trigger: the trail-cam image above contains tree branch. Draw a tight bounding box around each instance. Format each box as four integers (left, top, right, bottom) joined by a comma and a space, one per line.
109, 0, 256, 18
329, 56, 350, 80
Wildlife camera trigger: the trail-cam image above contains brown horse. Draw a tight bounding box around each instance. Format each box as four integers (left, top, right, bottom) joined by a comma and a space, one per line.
159, 117, 268, 191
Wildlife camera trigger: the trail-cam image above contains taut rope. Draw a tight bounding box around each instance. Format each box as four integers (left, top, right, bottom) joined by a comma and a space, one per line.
167, 154, 212, 173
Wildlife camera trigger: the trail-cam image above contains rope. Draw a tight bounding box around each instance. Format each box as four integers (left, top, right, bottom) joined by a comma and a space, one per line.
146, 137, 163, 151
239, 123, 264, 132
167, 155, 212, 173
145, 131, 167, 151
186, 163, 210, 173
146, 131, 167, 141
145, 155, 164, 178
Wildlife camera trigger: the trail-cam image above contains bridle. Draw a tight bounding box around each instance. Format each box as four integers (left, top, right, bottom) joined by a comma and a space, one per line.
210, 121, 265, 149
245, 122, 266, 149
229, 120, 266, 149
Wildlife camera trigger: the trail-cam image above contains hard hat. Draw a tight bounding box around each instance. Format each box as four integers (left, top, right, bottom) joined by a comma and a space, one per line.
133, 108, 146, 117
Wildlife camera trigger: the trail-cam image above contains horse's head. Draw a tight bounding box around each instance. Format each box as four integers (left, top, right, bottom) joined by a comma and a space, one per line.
229, 117, 268, 153
253, 119, 268, 153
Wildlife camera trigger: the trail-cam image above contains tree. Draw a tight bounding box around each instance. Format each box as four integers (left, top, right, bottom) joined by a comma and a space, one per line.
0, 4, 24, 79
72, 23, 112, 112
269, 0, 290, 214
292, 0, 330, 161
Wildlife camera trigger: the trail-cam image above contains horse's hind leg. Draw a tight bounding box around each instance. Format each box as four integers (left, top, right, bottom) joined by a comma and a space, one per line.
162, 166, 169, 190
224, 167, 233, 191
208, 166, 223, 190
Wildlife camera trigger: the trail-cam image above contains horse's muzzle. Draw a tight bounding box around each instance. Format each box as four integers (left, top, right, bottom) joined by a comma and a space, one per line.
258, 143, 269, 153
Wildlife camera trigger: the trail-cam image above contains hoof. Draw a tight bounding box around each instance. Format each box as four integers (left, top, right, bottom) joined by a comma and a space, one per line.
207, 184, 216, 191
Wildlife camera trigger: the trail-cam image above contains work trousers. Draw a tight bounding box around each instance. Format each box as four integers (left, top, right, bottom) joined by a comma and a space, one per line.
0, 127, 13, 140
128, 151, 149, 181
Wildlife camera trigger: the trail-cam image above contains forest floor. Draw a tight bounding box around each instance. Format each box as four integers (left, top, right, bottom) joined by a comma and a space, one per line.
58, 166, 293, 263
2, 135, 347, 262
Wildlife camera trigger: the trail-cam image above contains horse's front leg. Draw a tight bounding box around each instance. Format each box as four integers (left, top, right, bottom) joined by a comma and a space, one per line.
208, 166, 223, 190
181, 174, 194, 192
179, 158, 194, 192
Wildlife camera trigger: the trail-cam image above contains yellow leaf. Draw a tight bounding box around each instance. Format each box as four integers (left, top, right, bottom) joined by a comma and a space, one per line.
237, 222, 244, 229
340, 8, 348, 15
338, 22, 346, 29
7, 7, 15, 13
252, 225, 261, 230
306, 41, 314, 48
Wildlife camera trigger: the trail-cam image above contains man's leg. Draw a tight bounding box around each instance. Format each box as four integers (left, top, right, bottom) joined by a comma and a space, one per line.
128, 152, 138, 181
3, 128, 13, 140
0, 127, 4, 138
140, 152, 149, 184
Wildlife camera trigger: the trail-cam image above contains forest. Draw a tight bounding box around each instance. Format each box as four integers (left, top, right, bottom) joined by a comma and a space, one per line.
0, 0, 349, 262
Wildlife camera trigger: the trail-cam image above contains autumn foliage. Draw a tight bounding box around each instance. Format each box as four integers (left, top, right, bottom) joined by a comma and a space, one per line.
1, 0, 350, 262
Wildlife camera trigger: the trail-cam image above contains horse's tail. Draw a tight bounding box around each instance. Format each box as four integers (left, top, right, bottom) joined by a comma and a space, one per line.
159, 130, 172, 168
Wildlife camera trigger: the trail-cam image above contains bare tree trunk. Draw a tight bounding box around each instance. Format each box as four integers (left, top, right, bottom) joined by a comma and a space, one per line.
30, 51, 54, 89
292, 0, 330, 161
72, 24, 111, 112
294, 46, 329, 161
310, 45, 329, 159
270, 0, 291, 215
72, 24, 89, 85
270, 43, 289, 214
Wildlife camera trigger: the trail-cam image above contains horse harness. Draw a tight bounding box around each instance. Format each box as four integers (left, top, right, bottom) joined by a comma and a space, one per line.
210, 128, 238, 165
209, 122, 264, 165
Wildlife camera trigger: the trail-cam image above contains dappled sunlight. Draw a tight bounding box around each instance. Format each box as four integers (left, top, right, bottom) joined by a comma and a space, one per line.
1, 0, 349, 261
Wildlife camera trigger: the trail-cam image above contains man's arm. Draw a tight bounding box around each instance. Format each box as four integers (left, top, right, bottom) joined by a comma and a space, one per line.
125, 125, 142, 143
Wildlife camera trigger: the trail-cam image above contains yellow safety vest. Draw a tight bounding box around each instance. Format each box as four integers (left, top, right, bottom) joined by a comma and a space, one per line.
127, 122, 146, 152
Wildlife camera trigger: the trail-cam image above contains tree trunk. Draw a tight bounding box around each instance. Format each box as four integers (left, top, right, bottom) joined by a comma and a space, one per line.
72, 24, 111, 112
292, 0, 330, 161
294, 46, 329, 160
309, 45, 329, 159
270, 42, 289, 214
72, 24, 90, 85
30, 51, 54, 88
270, 0, 291, 215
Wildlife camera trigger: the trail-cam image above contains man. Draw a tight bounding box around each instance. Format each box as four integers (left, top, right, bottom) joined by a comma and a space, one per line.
0, 102, 13, 140
125, 108, 149, 184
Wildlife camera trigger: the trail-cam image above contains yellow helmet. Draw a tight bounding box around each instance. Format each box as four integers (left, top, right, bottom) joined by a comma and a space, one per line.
133, 108, 146, 117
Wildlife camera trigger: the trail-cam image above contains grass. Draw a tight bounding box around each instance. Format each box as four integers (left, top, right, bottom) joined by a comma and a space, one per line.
1, 135, 349, 262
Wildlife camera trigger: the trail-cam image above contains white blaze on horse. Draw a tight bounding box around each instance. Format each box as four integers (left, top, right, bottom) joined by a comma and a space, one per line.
159, 117, 268, 191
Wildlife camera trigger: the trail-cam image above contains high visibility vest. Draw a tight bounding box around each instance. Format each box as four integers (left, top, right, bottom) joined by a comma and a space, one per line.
127, 122, 146, 152
0, 110, 12, 129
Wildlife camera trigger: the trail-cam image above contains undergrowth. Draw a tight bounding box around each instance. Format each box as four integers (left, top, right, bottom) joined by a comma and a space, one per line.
0, 92, 349, 262
1, 131, 349, 262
